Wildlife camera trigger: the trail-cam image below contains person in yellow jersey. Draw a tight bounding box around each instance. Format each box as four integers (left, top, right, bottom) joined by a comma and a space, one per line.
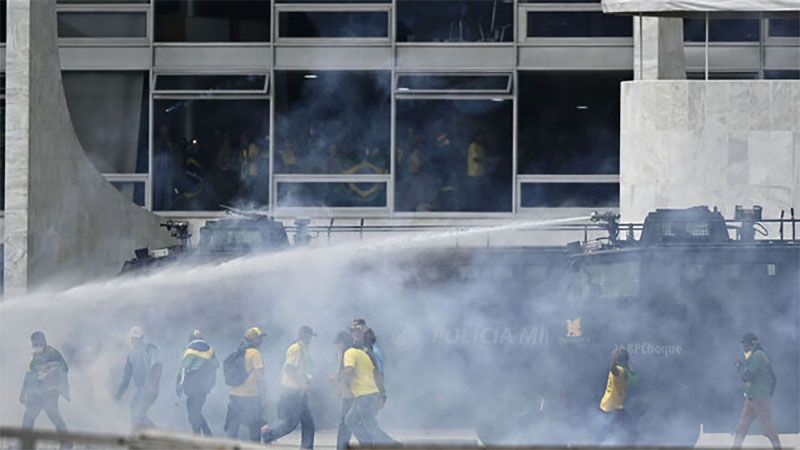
262, 326, 316, 449
224, 327, 266, 442
342, 323, 395, 445
598, 347, 638, 445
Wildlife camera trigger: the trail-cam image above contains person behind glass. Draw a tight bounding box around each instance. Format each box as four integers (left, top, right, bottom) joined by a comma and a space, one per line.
262, 326, 316, 449
20, 331, 71, 447
225, 327, 267, 442
176, 329, 218, 437
733, 332, 780, 449
115, 327, 162, 430
342, 323, 395, 445
331, 331, 354, 450
597, 347, 638, 445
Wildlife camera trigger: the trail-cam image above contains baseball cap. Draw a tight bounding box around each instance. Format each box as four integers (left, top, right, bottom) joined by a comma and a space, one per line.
245, 326, 264, 340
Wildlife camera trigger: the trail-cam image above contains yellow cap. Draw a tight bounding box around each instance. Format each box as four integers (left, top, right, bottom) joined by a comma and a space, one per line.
245, 327, 263, 340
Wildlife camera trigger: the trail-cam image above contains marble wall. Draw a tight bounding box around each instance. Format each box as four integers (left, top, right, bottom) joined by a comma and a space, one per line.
620, 80, 800, 223
3, 0, 176, 295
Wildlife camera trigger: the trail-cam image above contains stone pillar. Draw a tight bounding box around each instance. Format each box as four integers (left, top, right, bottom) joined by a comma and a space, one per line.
4, 0, 176, 296
633, 16, 686, 80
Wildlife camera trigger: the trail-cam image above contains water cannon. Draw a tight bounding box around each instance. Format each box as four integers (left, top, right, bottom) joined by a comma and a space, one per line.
590, 210, 621, 244
161, 220, 191, 248
734, 205, 766, 241
293, 218, 312, 246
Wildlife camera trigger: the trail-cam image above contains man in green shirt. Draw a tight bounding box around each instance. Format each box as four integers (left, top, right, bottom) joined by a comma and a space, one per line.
733, 332, 780, 449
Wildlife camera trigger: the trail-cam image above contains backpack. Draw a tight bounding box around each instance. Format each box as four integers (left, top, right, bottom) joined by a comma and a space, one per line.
223, 347, 248, 387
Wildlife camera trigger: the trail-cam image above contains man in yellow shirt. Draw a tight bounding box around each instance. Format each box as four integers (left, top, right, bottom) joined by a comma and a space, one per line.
225, 327, 266, 442
262, 326, 316, 449
342, 324, 394, 445
598, 347, 638, 445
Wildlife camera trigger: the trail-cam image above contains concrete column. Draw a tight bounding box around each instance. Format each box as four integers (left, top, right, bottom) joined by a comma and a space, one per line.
4, 0, 176, 296
633, 16, 686, 80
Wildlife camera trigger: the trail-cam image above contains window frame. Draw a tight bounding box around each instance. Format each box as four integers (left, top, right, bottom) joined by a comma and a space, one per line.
153, 72, 270, 95
105, 173, 150, 209
150, 78, 272, 215
56, 3, 150, 46
275, 3, 393, 44
518, 3, 633, 45
395, 71, 513, 95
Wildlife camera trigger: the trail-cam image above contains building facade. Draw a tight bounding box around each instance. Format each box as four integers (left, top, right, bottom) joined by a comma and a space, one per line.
2, 1, 796, 223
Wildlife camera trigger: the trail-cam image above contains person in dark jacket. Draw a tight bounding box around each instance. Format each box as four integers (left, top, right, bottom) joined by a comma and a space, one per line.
176, 330, 218, 436
115, 326, 162, 430
20, 331, 70, 442
733, 333, 780, 449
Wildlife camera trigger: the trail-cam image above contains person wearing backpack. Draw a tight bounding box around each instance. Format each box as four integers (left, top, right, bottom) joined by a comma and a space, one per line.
262, 326, 316, 449
597, 347, 638, 445
733, 333, 781, 449
20, 331, 71, 448
115, 327, 162, 430
224, 326, 266, 442
176, 329, 218, 436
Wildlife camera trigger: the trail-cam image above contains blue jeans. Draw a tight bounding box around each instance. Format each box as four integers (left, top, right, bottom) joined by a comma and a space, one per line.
263, 389, 315, 449
345, 393, 394, 446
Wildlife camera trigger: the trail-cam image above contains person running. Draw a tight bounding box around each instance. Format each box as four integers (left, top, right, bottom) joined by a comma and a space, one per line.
733, 332, 780, 449
598, 347, 638, 445
262, 326, 316, 448
224, 327, 266, 442
20, 331, 71, 448
115, 327, 162, 430
342, 323, 394, 445
331, 331, 354, 450
176, 329, 218, 436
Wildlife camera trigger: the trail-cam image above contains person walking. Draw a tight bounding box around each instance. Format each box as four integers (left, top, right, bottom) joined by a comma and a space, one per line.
20, 331, 71, 448
262, 326, 316, 448
597, 347, 638, 445
224, 327, 266, 442
332, 331, 354, 450
733, 333, 781, 449
115, 327, 162, 430
176, 329, 218, 436
342, 323, 394, 445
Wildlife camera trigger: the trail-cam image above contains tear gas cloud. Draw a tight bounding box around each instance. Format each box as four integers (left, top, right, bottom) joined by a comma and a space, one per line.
1, 216, 798, 448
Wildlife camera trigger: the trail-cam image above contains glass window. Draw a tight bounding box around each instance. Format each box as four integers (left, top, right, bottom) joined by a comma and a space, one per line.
277, 182, 387, 208
274, 71, 391, 175
62, 71, 149, 174
397, 74, 511, 94
518, 71, 630, 175
279, 11, 389, 38
765, 71, 800, 80
395, 100, 513, 212
527, 11, 632, 38
520, 183, 618, 208
769, 17, 800, 37
153, 99, 270, 211
154, 74, 268, 93
110, 182, 146, 207
58, 12, 147, 38
0, 1, 6, 44
396, 0, 513, 43
684, 18, 760, 42
155, 0, 270, 43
